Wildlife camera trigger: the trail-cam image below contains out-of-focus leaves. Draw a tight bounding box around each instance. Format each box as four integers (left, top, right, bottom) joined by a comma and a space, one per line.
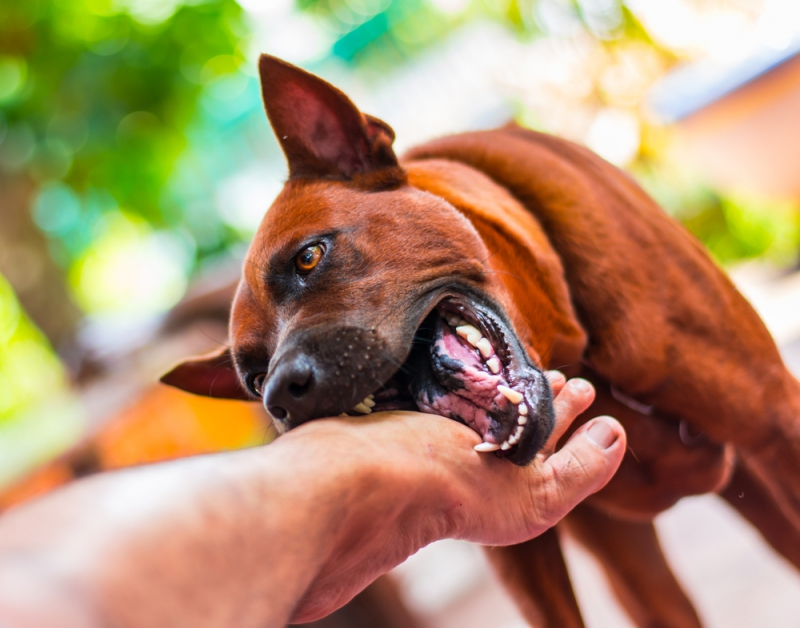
0, 272, 66, 424
634, 151, 800, 267
297, 0, 670, 70
0, 0, 248, 272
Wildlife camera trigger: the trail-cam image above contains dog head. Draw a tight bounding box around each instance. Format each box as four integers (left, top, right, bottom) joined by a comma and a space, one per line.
162, 55, 584, 465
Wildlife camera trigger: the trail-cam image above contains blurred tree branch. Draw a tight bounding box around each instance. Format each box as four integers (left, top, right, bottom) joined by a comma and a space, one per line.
0, 173, 81, 354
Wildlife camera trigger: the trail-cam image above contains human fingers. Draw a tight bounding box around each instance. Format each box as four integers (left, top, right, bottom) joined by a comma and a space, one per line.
537, 416, 626, 524
541, 377, 595, 454
545, 370, 566, 396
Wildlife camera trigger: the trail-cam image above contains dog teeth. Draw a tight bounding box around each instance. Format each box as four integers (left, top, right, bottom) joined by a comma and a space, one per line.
363, 395, 376, 408
474, 441, 502, 452
456, 324, 482, 346
501, 441, 512, 450
518, 403, 528, 416
514, 425, 524, 439
353, 402, 372, 414
487, 357, 501, 374
518, 415, 527, 425
446, 315, 460, 327
497, 385, 523, 404
476, 337, 493, 358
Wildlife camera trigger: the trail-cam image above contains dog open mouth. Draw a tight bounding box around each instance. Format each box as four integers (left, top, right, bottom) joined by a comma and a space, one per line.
342, 296, 554, 466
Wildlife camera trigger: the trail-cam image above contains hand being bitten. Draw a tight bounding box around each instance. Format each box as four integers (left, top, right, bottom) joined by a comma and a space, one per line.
0, 373, 625, 628
291, 372, 626, 622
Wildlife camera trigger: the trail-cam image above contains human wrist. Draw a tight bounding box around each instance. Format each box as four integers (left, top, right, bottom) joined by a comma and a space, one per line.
272, 414, 462, 622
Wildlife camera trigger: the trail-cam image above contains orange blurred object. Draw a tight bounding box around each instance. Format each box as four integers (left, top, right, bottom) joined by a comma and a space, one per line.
0, 386, 269, 510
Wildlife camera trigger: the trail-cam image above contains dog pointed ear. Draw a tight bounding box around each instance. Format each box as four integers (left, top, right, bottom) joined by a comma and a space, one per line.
160, 347, 251, 400
258, 54, 399, 180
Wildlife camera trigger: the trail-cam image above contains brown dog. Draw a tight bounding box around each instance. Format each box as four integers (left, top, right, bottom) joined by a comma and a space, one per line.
163, 55, 800, 627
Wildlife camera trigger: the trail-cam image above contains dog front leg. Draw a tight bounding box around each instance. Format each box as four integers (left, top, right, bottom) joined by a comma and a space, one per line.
485, 527, 585, 628
720, 457, 800, 569
563, 503, 702, 628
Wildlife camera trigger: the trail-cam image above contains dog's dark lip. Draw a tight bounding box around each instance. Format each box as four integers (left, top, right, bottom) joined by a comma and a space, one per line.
344, 288, 553, 466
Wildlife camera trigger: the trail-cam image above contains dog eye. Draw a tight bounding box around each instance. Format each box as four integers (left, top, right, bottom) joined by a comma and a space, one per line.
251, 373, 266, 397
295, 244, 323, 274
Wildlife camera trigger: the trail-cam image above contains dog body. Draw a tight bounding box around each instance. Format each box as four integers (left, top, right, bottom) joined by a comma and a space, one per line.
164, 56, 800, 626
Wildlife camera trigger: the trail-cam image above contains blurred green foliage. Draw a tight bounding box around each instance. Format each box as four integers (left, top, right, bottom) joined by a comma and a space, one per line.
300, 0, 667, 69
0, 0, 262, 435
0, 272, 66, 421
0, 0, 249, 274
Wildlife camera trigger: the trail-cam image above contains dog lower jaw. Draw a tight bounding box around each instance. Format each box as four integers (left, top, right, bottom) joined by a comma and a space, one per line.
416, 303, 552, 465
338, 296, 553, 466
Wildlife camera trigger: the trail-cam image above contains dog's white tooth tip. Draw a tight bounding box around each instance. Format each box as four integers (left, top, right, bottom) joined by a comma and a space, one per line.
474, 442, 502, 452
497, 385, 524, 404
353, 403, 372, 414
518, 415, 528, 425
456, 325, 481, 346
501, 442, 512, 450
514, 425, 524, 438
363, 397, 376, 408
476, 337, 493, 358
518, 403, 528, 416
487, 357, 501, 374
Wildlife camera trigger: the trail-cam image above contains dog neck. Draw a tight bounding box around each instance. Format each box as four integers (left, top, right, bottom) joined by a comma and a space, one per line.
403, 159, 587, 374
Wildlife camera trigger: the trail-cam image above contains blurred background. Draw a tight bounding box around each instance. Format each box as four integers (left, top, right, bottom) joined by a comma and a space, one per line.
2, 0, 800, 626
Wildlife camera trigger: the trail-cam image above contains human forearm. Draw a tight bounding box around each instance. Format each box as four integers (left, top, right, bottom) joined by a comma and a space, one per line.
0, 431, 404, 628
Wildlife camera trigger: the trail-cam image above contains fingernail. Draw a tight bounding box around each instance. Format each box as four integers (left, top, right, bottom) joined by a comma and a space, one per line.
586, 418, 617, 449
570, 378, 591, 392
545, 370, 565, 384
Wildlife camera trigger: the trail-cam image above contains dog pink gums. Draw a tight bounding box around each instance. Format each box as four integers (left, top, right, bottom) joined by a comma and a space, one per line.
415, 323, 515, 443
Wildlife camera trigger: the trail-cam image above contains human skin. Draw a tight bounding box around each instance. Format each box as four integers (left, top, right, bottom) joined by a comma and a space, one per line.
0, 375, 625, 628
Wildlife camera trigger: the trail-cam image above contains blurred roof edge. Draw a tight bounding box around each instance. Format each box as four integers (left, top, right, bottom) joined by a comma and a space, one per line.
649, 36, 800, 123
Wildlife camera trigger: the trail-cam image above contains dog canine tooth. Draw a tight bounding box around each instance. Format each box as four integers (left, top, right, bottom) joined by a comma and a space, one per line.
353, 403, 372, 414
476, 337, 493, 358
518, 403, 528, 416
497, 385, 524, 404
487, 357, 501, 374
456, 324, 482, 346
474, 441, 502, 452
518, 415, 527, 425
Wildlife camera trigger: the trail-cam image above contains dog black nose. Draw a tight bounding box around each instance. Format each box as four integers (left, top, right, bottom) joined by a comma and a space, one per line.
262, 351, 314, 423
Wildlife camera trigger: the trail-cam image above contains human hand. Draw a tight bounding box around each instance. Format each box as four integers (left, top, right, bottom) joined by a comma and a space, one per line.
0, 373, 624, 628
288, 373, 626, 622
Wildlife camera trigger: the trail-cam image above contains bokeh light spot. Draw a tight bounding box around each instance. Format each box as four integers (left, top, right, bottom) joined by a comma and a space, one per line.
32, 183, 82, 236
70, 213, 191, 314
0, 57, 26, 103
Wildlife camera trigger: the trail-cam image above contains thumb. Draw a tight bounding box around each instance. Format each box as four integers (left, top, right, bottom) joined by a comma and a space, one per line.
538, 416, 626, 524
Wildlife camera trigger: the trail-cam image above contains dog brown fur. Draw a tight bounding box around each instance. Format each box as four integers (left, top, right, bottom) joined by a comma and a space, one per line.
163, 55, 800, 626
